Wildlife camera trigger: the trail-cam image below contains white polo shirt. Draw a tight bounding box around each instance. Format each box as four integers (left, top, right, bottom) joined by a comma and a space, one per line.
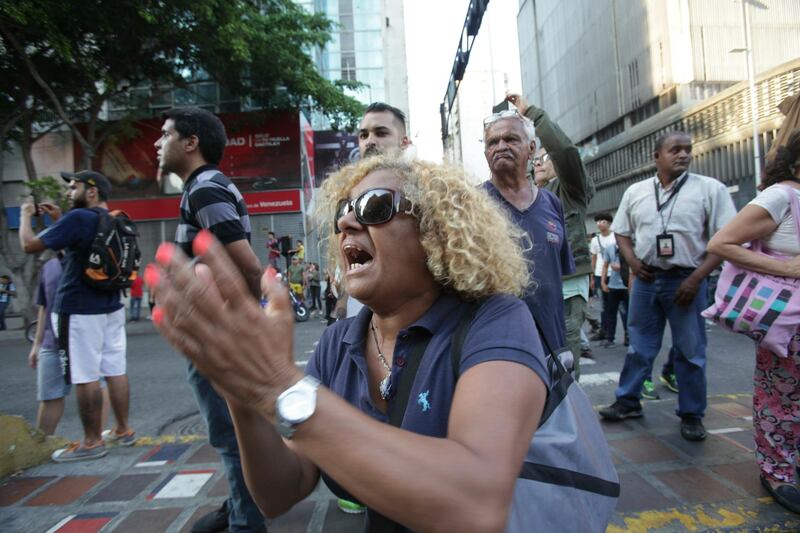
611, 172, 736, 270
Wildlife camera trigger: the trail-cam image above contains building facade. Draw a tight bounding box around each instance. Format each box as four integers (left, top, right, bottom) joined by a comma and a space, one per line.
516, 0, 800, 212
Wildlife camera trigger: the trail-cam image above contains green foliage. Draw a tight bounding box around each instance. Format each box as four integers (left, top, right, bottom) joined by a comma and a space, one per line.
0, 0, 366, 139
21, 176, 68, 212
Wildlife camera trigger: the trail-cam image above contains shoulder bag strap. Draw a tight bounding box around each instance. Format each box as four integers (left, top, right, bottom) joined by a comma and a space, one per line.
777, 184, 800, 248
367, 329, 433, 533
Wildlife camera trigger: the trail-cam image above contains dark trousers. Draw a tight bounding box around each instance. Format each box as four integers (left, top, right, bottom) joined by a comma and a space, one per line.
602, 288, 628, 342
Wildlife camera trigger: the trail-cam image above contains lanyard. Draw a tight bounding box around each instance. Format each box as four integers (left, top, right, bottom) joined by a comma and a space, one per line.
654, 173, 688, 233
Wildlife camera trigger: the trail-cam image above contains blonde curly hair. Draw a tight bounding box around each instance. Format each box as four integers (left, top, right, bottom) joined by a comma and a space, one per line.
314, 153, 531, 299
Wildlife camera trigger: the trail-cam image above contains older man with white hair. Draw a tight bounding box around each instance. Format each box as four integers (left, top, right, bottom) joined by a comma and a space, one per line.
481, 110, 575, 358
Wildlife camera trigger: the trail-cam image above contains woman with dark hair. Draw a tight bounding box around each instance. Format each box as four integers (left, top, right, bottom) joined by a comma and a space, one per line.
708, 129, 800, 513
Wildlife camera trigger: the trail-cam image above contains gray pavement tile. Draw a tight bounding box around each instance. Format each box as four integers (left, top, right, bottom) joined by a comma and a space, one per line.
659, 432, 752, 462
88, 473, 160, 503
616, 472, 677, 512
653, 468, 740, 504
710, 462, 768, 497
611, 435, 680, 464
113, 508, 183, 532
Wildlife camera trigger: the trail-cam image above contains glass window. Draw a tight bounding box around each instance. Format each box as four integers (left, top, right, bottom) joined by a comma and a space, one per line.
354, 30, 382, 51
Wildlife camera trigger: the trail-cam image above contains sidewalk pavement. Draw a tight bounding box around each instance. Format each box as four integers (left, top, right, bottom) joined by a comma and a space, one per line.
2, 392, 799, 532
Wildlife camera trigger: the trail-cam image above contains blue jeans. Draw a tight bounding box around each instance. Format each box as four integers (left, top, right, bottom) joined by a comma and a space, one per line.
129, 298, 142, 321
615, 270, 708, 419
188, 363, 264, 531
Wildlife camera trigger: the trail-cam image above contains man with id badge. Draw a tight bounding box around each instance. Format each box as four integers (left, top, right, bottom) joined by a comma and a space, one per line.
599, 131, 736, 442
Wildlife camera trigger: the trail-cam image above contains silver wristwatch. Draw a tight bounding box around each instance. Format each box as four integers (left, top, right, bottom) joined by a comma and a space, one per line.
275, 375, 320, 439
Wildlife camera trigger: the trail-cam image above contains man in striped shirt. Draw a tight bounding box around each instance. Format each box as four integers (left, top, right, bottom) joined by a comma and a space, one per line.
155, 107, 264, 533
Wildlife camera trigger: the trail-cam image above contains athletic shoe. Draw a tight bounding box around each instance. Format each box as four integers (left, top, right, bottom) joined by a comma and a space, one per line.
659, 373, 679, 393
624, 333, 630, 346
598, 401, 643, 421
680, 417, 706, 441
52, 441, 108, 462
191, 501, 229, 533
600, 340, 616, 349
337, 498, 366, 514
641, 379, 660, 400
589, 332, 606, 341
102, 428, 137, 446
580, 349, 595, 360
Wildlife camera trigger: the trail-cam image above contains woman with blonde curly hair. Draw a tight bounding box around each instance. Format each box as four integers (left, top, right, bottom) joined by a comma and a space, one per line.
145, 153, 549, 532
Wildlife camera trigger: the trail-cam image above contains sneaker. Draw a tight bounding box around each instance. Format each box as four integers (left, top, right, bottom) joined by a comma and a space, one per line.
580, 349, 595, 360
191, 501, 229, 533
102, 428, 137, 446
337, 498, 366, 514
680, 417, 706, 441
641, 379, 660, 400
600, 340, 616, 349
52, 441, 108, 462
589, 332, 606, 341
598, 401, 643, 421
659, 373, 679, 393
623, 333, 630, 346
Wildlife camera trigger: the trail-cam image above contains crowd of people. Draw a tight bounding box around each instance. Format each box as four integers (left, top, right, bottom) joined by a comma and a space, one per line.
14, 94, 800, 530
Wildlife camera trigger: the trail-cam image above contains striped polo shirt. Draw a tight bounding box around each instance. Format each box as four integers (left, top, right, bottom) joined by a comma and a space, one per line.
175, 164, 251, 257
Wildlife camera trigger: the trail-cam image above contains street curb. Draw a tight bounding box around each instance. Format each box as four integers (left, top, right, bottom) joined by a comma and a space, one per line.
0, 414, 68, 478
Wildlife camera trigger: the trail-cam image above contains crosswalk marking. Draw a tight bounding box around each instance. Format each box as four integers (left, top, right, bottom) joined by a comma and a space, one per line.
579, 372, 620, 386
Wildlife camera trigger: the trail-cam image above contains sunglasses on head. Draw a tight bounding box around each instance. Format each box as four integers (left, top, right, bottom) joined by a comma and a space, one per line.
483, 109, 522, 128
334, 188, 414, 234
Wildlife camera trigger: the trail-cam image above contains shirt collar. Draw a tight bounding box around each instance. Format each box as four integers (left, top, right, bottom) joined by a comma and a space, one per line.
341, 292, 462, 346
184, 164, 219, 191
654, 171, 688, 193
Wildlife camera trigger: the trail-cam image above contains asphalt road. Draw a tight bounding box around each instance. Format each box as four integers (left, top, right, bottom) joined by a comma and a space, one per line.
0, 302, 755, 443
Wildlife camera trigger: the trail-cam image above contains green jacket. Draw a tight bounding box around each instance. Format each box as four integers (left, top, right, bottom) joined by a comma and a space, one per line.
524, 105, 595, 278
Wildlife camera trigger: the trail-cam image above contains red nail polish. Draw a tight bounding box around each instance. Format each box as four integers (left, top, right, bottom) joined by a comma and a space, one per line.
143, 263, 160, 287
265, 266, 277, 280
155, 243, 175, 265
193, 230, 213, 257
152, 306, 164, 325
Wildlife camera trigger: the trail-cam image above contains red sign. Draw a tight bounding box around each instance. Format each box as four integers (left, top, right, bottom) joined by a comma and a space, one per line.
73, 111, 303, 199
108, 190, 302, 221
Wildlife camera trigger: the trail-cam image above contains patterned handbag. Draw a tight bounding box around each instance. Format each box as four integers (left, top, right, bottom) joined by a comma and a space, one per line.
702, 184, 800, 358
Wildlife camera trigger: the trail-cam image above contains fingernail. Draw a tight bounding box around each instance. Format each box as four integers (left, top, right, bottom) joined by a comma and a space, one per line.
143, 263, 160, 287
193, 230, 213, 257
152, 306, 164, 325
265, 266, 277, 281
155, 242, 175, 265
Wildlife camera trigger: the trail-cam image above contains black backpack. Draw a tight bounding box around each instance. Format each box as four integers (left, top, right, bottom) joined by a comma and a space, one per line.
83, 208, 141, 291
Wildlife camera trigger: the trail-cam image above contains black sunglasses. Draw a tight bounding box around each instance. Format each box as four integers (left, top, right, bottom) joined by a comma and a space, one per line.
334, 188, 414, 234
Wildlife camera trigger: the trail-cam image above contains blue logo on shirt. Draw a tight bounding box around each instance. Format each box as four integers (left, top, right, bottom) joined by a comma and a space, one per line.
417, 390, 431, 412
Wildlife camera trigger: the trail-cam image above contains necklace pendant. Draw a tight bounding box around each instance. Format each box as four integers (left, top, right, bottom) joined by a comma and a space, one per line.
379, 375, 391, 400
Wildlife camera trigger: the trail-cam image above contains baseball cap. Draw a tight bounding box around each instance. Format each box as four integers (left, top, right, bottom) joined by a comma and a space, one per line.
60, 170, 112, 199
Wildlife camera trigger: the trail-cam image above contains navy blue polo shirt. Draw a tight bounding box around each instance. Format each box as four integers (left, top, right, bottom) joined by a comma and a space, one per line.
306, 292, 549, 513
38, 208, 123, 315
481, 182, 575, 352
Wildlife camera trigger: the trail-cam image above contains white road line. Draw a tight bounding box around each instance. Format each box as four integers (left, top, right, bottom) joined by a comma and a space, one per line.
708, 427, 746, 435
295, 360, 308, 368
579, 372, 620, 386
581, 358, 597, 365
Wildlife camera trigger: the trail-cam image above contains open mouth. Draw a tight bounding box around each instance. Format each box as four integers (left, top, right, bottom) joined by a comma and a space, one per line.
342, 243, 374, 272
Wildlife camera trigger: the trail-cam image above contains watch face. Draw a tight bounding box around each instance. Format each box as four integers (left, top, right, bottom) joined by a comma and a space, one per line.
281, 389, 313, 423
